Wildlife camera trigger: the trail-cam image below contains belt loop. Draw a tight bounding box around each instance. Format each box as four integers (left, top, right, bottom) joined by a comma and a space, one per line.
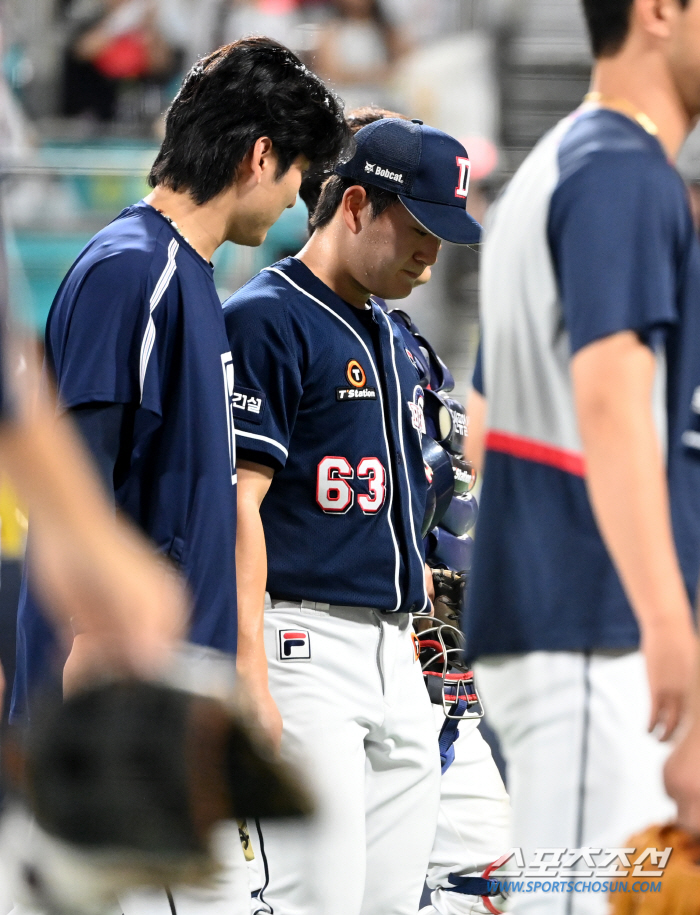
301, 599, 331, 612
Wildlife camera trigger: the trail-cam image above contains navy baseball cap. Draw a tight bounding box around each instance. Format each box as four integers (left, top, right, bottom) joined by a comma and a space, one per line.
334, 118, 482, 245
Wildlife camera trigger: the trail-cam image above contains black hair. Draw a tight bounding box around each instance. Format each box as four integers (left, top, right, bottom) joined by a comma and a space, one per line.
309, 174, 399, 232
301, 106, 407, 227
582, 0, 690, 58
345, 105, 406, 132
149, 37, 350, 204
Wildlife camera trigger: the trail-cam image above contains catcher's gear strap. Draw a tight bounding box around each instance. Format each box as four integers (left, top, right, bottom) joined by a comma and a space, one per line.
446, 874, 501, 897
438, 699, 466, 772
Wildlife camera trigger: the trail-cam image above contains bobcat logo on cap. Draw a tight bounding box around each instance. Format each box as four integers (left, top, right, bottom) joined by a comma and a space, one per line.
364, 162, 404, 184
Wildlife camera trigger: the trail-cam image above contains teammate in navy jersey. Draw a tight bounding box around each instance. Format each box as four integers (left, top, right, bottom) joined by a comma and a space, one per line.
0, 253, 186, 715
224, 118, 480, 915
293, 106, 511, 915
0, 202, 187, 915
9, 36, 347, 915
467, 1, 700, 912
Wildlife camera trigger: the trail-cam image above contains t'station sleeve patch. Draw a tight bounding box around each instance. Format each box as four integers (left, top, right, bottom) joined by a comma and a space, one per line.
231, 385, 267, 424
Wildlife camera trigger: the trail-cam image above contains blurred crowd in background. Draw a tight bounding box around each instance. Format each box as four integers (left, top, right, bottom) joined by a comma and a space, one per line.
0, 0, 599, 385
0, 0, 699, 714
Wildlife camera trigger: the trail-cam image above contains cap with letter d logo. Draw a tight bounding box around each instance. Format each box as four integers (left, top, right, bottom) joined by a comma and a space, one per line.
335, 118, 481, 245
279, 629, 311, 661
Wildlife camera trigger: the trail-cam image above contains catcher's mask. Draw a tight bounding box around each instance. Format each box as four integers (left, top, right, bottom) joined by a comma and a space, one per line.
416, 622, 482, 720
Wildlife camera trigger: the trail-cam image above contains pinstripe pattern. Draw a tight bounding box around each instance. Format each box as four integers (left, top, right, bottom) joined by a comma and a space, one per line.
139, 237, 179, 402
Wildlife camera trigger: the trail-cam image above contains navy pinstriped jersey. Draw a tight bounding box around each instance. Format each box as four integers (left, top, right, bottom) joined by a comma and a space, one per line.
468, 108, 700, 657
13, 201, 238, 718
223, 257, 428, 614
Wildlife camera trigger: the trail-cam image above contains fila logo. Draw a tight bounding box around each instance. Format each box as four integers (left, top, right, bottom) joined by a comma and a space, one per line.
364, 162, 404, 184
279, 629, 311, 661
455, 156, 471, 199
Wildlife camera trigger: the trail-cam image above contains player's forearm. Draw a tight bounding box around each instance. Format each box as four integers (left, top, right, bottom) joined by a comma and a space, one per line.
234, 463, 282, 748
0, 406, 118, 547
235, 466, 273, 682
465, 389, 487, 474
573, 335, 692, 632
235, 511, 268, 679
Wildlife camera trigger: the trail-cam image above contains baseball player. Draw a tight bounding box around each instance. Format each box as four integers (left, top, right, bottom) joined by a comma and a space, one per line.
466, 0, 700, 912
223, 117, 481, 915
0, 204, 189, 915
0, 212, 185, 709
9, 36, 347, 915
294, 105, 511, 915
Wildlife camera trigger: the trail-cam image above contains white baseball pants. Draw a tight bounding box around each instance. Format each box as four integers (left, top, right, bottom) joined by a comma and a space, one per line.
3, 820, 249, 915
251, 596, 442, 915
424, 710, 512, 915
474, 651, 674, 915
118, 823, 250, 915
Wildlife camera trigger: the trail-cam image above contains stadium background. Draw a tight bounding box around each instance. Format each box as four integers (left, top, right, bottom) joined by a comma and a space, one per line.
0, 0, 689, 722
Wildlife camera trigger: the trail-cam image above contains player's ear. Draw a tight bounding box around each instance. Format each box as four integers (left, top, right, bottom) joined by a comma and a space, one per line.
634, 0, 676, 41
341, 186, 370, 235
246, 137, 275, 185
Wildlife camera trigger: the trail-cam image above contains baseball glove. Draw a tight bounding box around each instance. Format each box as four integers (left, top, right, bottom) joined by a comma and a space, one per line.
1, 679, 312, 913
432, 568, 467, 628
609, 823, 700, 915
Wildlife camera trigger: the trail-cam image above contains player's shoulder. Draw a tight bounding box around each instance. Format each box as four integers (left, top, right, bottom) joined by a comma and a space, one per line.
223, 257, 314, 329
557, 108, 677, 188
71, 201, 180, 286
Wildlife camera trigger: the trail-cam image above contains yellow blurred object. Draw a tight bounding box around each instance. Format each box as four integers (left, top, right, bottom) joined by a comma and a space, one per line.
0, 475, 27, 560
609, 823, 700, 915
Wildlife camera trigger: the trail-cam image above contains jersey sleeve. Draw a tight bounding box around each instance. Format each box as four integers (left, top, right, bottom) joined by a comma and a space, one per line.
547, 150, 680, 356
48, 250, 149, 409
223, 287, 303, 471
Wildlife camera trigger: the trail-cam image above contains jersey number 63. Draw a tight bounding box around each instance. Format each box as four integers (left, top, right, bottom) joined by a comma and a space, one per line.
316, 456, 386, 515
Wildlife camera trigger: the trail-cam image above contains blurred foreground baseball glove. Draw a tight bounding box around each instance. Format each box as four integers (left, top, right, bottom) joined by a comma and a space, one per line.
609, 823, 700, 915
0, 677, 312, 914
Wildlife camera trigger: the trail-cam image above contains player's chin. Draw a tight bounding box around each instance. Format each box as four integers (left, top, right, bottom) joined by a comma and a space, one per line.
234, 227, 269, 248
377, 274, 417, 300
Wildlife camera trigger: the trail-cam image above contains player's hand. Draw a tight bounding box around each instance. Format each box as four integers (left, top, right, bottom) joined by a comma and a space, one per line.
642, 620, 698, 741
664, 724, 700, 834
238, 673, 283, 752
